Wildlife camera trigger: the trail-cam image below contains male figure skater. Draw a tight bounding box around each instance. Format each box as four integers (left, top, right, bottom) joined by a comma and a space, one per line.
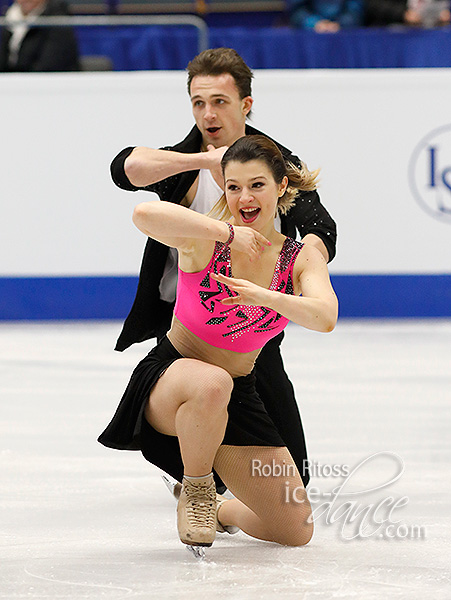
110, 47, 337, 489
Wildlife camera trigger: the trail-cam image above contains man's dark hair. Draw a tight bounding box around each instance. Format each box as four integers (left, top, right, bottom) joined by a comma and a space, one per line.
186, 48, 253, 100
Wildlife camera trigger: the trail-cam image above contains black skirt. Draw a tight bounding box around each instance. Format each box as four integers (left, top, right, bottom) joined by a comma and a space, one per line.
98, 335, 285, 484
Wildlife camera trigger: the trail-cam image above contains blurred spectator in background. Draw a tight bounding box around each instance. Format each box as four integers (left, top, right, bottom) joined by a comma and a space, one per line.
0, 0, 79, 71
366, 0, 450, 28
288, 0, 364, 31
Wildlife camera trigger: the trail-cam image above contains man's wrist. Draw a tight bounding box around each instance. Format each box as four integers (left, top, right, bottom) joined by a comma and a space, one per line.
192, 150, 210, 169
177, 151, 206, 171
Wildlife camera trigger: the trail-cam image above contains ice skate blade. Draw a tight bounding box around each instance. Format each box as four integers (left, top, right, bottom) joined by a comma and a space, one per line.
186, 545, 206, 560
162, 474, 180, 499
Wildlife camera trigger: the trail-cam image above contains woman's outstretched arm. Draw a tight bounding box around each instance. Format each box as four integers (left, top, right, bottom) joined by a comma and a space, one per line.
132, 201, 227, 249
132, 201, 271, 259
212, 245, 338, 333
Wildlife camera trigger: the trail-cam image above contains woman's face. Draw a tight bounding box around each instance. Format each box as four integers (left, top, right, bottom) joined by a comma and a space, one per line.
224, 159, 287, 230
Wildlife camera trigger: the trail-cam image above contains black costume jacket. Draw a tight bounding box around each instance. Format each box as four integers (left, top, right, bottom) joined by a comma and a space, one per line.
111, 124, 337, 352
0, 0, 80, 72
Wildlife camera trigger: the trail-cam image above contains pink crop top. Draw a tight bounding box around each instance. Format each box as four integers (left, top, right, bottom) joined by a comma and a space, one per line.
174, 237, 304, 352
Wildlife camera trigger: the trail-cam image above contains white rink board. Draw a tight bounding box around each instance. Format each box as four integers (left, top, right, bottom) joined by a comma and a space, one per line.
0, 69, 450, 277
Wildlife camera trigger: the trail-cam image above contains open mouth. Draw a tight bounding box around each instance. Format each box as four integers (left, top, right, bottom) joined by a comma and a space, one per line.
240, 208, 261, 223
206, 127, 221, 134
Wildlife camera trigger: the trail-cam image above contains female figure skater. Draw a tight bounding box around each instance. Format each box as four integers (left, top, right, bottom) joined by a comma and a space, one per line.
98, 135, 338, 549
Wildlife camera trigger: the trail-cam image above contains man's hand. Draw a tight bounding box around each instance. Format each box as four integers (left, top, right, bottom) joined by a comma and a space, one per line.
205, 144, 228, 165
205, 144, 228, 186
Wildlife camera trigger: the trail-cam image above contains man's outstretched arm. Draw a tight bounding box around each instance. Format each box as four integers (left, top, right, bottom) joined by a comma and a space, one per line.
114, 145, 226, 188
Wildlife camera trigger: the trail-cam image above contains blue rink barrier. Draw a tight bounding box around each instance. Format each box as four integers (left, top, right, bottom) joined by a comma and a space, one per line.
0, 274, 450, 320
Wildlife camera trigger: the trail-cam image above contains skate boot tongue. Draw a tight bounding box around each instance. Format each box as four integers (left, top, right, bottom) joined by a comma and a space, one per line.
162, 474, 239, 535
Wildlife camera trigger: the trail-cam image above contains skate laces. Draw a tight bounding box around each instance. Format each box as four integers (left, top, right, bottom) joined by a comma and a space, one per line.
183, 479, 216, 528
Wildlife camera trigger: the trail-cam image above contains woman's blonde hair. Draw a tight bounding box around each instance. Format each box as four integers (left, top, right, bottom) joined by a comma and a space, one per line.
208, 135, 319, 221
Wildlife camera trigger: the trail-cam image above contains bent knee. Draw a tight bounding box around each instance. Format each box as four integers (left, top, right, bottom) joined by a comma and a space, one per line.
194, 365, 233, 408
276, 521, 314, 547
271, 502, 314, 546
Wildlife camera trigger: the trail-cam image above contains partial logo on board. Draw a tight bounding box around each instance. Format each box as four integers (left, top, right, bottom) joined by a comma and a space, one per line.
408, 124, 451, 223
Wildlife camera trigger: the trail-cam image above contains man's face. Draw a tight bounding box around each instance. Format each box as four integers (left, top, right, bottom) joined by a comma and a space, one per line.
190, 73, 253, 149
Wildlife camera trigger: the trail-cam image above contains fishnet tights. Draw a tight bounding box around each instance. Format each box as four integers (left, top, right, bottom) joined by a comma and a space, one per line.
213, 445, 313, 546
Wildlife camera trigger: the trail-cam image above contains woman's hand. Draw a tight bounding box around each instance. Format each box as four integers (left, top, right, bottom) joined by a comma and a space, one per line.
229, 225, 272, 260
211, 272, 272, 307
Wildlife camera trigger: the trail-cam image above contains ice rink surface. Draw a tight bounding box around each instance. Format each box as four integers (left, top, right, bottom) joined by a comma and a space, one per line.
1, 319, 450, 599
